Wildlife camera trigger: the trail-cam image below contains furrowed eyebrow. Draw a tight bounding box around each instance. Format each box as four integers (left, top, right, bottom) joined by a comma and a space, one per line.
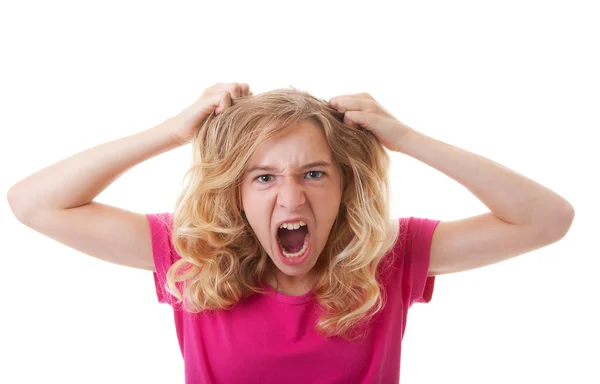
246, 161, 333, 174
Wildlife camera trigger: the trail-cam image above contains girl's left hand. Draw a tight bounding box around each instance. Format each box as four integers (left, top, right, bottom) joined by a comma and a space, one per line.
328, 92, 417, 152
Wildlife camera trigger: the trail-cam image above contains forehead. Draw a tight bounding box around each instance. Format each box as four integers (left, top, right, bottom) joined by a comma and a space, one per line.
247, 120, 333, 172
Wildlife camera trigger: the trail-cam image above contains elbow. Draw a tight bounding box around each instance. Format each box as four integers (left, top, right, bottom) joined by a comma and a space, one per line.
544, 202, 575, 242
7, 186, 31, 223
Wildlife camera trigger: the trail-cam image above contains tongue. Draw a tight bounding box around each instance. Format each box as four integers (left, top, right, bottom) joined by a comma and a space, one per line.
278, 226, 308, 253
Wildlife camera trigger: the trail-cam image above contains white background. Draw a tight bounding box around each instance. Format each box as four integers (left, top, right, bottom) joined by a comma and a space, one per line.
1, 1, 598, 383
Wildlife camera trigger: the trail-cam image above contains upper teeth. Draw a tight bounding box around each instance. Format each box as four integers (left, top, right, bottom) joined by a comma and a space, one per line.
279, 221, 307, 230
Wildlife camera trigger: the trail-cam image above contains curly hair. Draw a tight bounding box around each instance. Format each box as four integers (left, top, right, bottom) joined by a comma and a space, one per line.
164, 87, 400, 341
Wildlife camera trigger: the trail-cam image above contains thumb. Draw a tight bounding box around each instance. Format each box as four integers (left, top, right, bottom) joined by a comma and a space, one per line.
344, 110, 373, 129
214, 91, 232, 115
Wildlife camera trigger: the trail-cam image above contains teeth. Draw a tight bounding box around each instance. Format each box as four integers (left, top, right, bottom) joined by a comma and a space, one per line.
278, 234, 309, 258
279, 220, 307, 230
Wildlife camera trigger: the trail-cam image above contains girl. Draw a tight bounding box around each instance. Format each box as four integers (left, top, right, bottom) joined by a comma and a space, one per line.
8, 82, 574, 383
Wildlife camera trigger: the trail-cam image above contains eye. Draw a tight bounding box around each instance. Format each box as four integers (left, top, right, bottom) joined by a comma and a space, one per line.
255, 171, 325, 184
256, 175, 274, 183
306, 171, 325, 179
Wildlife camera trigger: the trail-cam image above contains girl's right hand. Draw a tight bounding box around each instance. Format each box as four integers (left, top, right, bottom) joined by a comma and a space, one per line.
169, 82, 253, 145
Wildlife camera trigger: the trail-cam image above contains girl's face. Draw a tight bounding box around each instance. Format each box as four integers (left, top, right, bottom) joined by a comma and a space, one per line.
241, 120, 342, 290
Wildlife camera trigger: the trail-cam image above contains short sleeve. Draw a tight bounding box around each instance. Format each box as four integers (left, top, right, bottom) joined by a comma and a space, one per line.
399, 216, 441, 306
145, 212, 181, 306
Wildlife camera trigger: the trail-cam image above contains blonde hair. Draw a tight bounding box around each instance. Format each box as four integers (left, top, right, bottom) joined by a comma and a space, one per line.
166, 87, 399, 341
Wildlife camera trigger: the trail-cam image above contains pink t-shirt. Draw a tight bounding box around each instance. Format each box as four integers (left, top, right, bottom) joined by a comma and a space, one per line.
146, 212, 440, 383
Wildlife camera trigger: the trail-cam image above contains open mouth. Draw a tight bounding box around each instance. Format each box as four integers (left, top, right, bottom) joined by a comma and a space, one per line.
276, 224, 310, 258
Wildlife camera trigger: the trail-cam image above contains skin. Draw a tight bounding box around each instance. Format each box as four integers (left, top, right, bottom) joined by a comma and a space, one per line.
240, 119, 342, 296
328, 92, 573, 276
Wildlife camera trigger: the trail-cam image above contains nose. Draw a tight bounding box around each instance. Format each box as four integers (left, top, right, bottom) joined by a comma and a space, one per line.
276, 177, 306, 210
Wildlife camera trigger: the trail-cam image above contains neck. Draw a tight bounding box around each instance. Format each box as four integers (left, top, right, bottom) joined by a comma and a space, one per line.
265, 266, 317, 296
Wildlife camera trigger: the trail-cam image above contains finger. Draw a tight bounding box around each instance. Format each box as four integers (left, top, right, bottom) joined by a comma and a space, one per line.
329, 92, 371, 104
215, 91, 232, 115
227, 83, 240, 98
202, 82, 227, 98
329, 96, 372, 113
239, 83, 250, 96
344, 110, 373, 129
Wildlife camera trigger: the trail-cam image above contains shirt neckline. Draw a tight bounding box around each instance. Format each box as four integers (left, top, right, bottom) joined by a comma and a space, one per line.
261, 281, 315, 305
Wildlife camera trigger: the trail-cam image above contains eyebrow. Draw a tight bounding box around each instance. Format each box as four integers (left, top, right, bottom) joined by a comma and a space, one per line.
246, 161, 333, 174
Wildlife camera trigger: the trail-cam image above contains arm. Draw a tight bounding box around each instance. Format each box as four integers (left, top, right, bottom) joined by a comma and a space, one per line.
327, 92, 574, 276
7, 120, 180, 219
6, 119, 182, 271
7, 82, 251, 271
398, 131, 575, 276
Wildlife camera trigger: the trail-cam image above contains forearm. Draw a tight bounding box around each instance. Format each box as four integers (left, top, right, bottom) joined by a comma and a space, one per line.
397, 131, 574, 227
7, 118, 182, 220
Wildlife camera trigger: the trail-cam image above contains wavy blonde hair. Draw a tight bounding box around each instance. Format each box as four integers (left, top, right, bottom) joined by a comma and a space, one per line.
166, 87, 400, 341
